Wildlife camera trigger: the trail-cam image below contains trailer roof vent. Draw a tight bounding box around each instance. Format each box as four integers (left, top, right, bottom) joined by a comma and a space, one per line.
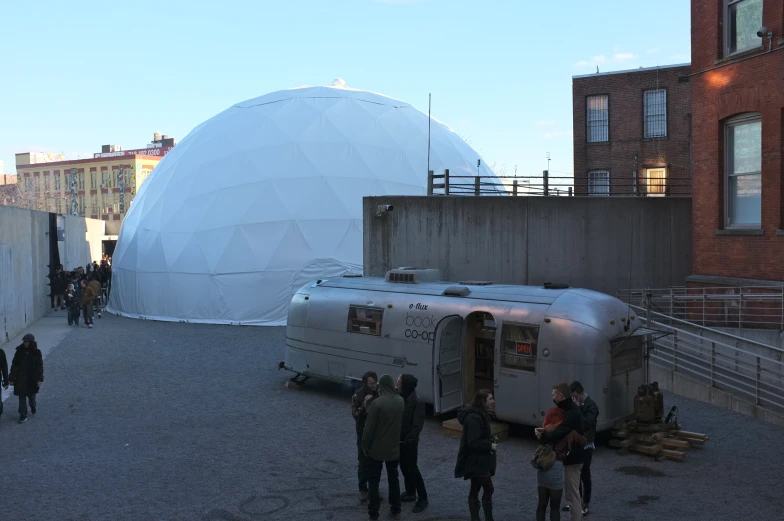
385, 267, 441, 284
443, 285, 471, 297
342, 273, 363, 278
458, 280, 494, 286
543, 282, 569, 289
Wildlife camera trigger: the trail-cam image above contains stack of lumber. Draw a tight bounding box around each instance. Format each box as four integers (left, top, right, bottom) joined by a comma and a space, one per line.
609, 421, 709, 462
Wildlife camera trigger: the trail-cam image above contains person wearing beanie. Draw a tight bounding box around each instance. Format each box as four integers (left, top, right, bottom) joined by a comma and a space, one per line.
9, 333, 44, 424
352, 371, 379, 502
397, 373, 428, 513
362, 374, 404, 521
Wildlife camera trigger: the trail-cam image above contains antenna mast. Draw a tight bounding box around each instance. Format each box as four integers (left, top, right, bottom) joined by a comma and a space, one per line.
427, 93, 432, 176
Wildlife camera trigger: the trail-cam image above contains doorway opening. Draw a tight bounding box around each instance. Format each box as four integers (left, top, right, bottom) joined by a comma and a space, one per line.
463, 311, 496, 403
102, 240, 117, 258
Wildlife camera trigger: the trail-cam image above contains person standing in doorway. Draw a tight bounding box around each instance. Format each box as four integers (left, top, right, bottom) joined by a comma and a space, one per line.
537, 383, 584, 521
352, 371, 379, 502
455, 389, 498, 521
362, 374, 404, 521
397, 373, 428, 513
571, 381, 599, 516
9, 334, 44, 424
80, 279, 96, 328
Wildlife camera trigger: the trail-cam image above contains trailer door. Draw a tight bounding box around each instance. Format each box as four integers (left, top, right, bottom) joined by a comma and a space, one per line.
434, 315, 464, 413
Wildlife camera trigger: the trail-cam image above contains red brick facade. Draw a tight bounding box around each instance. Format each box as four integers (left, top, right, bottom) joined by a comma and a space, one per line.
572, 64, 692, 196
690, 0, 784, 285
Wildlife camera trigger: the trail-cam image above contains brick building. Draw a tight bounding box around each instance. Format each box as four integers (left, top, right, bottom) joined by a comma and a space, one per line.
572, 64, 692, 196
690, 0, 784, 286
14, 133, 175, 233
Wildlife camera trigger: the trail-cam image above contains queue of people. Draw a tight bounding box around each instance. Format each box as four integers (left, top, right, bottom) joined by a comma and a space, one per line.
352, 374, 599, 521
52, 260, 111, 329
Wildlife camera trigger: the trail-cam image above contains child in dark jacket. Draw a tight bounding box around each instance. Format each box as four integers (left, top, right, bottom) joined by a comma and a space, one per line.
65, 283, 80, 326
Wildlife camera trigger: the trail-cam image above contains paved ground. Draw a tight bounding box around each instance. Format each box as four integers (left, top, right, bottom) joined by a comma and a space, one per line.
1, 313, 782, 521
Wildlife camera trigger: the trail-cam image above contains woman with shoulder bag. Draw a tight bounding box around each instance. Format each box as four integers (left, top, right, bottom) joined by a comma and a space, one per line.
534, 406, 587, 521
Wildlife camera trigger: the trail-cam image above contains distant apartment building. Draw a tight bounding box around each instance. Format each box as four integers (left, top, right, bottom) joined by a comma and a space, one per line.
690, 0, 784, 286
572, 64, 692, 196
14, 132, 175, 232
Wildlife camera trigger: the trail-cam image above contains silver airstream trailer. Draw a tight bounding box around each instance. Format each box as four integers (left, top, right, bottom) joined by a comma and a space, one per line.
281, 268, 652, 431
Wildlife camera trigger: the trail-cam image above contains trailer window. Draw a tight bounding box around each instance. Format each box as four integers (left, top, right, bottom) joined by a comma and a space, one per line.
611, 336, 643, 375
501, 323, 539, 372
347, 306, 384, 336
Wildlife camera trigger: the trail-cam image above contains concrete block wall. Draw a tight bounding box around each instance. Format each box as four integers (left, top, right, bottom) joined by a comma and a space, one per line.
0, 206, 103, 346
364, 196, 692, 296
0, 206, 50, 345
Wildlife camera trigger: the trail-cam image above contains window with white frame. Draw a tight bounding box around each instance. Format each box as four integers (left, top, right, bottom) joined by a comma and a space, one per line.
588, 170, 610, 196
587, 95, 609, 143
725, 114, 762, 227
646, 168, 667, 196
644, 89, 667, 138
725, 0, 763, 56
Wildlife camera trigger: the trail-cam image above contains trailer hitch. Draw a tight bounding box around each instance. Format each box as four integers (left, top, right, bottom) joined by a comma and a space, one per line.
278, 361, 310, 385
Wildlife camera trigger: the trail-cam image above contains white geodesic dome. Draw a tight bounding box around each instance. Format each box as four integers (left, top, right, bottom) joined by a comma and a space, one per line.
107, 84, 501, 325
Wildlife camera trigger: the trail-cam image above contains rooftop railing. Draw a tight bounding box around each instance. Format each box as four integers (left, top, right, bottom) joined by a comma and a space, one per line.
427, 170, 692, 197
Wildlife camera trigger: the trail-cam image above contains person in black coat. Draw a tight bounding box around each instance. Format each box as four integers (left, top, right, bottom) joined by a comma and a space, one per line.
0, 345, 9, 419
571, 381, 599, 516
397, 374, 428, 512
537, 383, 584, 521
351, 371, 379, 502
455, 389, 498, 521
9, 333, 44, 424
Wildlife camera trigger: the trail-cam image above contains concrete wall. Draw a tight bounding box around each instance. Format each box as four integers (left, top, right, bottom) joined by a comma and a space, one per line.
364, 196, 692, 295
0, 205, 103, 346
62, 216, 104, 270
651, 363, 784, 428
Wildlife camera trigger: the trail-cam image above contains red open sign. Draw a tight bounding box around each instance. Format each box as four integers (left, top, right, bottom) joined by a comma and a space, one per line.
516, 342, 532, 356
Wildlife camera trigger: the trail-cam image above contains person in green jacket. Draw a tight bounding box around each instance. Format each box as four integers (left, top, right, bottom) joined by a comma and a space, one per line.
362, 374, 404, 521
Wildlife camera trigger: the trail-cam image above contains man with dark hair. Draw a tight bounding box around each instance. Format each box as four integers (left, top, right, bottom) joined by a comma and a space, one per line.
537, 382, 584, 521
363, 374, 404, 521
571, 381, 599, 516
397, 373, 428, 513
352, 371, 379, 502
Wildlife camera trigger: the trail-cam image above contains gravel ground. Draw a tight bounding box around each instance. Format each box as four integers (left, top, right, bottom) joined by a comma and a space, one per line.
1, 314, 782, 521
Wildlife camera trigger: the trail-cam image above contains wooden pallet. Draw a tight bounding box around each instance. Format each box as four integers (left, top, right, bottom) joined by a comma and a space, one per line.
442, 418, 509, 441
609, 422, 709, 462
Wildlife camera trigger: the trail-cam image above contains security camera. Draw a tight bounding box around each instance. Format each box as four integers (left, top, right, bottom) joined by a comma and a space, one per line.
375, 204, 394, 217
757, 26, 771, 38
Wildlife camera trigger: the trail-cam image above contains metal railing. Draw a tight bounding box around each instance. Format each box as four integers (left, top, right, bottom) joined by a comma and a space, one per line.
618, 286, 784, 330
427, 170, 692, 197
633, 305, 784, 417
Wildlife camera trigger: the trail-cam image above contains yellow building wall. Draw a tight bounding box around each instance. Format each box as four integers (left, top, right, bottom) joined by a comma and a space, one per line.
15, 155, 161, 219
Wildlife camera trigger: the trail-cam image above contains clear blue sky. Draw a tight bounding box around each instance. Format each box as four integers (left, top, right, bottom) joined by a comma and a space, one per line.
0, 0, 690, 179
